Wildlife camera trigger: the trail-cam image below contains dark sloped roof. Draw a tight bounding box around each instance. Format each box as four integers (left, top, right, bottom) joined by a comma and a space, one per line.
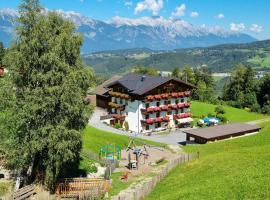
106, 73, 195, 95
95, 75, 122, 96
183, 123, 260, 140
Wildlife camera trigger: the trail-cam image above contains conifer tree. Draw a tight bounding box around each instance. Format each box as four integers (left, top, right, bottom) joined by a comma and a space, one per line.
3, 0, 94, 188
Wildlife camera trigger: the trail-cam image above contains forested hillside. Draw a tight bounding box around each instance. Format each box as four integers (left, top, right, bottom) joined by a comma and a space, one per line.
83, 40, 270, 75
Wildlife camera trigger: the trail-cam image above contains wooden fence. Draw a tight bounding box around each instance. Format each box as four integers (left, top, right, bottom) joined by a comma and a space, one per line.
111, 152, 199, 200
55, 178, 111, 199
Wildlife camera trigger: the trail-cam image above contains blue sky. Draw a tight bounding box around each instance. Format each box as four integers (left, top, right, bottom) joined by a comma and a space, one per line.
0, 0, 269, 40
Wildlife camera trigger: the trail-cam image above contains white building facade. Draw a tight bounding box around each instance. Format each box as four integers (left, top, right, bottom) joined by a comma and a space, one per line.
103, 74, 194, 133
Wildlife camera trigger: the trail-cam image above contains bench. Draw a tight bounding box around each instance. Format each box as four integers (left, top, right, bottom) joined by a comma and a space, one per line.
13, 184, 36, 200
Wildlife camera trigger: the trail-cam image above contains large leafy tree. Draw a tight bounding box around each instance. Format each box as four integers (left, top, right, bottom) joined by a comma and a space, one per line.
192, 66, 216, 103
257, 73, 270, 113
223, 64, 257, 108
0, 41, 4, 65
2, 0, 94, 188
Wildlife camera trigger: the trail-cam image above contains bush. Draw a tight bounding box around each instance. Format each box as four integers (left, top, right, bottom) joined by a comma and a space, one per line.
124, 121, 129, 131
114, 123, 121, 129
262, 103, 270, 114
251, 103, 261, 113
216, 114, 228, 123
215, 105, 225, 115
207, 113, 215, 118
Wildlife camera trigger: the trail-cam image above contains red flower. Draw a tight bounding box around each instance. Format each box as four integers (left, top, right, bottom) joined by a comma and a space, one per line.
146, 118, 154, 124
163, 116, 170, 122
154, 95, 161, 100
172, 92, 178, 98
160, 105, 168, 111
178, 92, 184, 97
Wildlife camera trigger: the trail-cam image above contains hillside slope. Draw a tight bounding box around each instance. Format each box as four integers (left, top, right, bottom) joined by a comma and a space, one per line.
83, 40, 270, 75
145, 103, 270, 199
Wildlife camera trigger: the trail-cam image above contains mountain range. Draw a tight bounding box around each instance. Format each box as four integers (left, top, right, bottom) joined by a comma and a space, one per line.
0, 8, 256, 53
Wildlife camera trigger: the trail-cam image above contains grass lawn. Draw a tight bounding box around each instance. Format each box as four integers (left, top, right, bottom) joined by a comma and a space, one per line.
190, 101, 269, 122
109, 172, 133, 197
145, 122, 270, 200
82, 125, 166, 154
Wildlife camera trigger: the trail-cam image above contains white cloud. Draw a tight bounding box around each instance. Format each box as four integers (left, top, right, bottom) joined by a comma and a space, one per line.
124, 0, 133, 7
171, 3, 186, 17
215, 13, 225, 19
230, 23, 245, 32
80, 0, 84, 2
250, 24, 262, 33
190, 11, 199, 18
134, 0, 163, 16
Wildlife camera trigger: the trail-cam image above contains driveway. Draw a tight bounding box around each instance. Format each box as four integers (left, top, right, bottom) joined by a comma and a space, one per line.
88, 107, 187, 145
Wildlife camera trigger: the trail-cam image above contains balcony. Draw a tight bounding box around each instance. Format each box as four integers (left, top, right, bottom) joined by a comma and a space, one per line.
142, 116, 170, 125
173, 112, 192, 119
112, 114, 125, 121
144, 91, 191, 102
108, 91, 130, 99
108, 102, 125, 111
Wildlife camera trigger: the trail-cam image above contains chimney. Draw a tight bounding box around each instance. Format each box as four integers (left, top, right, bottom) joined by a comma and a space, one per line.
141, 75, 146, 82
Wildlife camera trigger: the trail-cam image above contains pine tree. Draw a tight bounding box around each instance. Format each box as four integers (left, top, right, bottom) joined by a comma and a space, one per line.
3, 0, 94, 189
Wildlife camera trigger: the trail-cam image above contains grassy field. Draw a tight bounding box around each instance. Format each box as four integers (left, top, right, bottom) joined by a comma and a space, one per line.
145, 122, 270, 199
248, 53, 270, 68
190, 101, 269, 122
82, 125, 165, 154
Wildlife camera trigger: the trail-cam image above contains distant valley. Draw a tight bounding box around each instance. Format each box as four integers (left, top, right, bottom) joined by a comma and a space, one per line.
83, 39, 270, 75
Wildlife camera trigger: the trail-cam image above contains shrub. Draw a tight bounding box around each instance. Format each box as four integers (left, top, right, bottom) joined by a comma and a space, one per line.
251, 103, 261, 113
124, 121, 129, 131
216, 114, 228, 123
215, 105, 225, 115
262, 103, 270, 114
114, 123, 121, 129
207, 113, 215, 118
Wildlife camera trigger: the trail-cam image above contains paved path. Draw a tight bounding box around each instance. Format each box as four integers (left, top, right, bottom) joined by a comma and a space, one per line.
245, 118, 270, 125
88, 108, 187, 145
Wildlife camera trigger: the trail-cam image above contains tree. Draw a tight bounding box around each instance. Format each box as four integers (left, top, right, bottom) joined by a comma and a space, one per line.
0, 42, 4, 65
222, 64, 258, 109
257, 73, 270, 109
180, 65, 196, 85
192, 67, 215, 103
172, 67, 180, 78
2, 0, 94, 189
134, 66, 158, 76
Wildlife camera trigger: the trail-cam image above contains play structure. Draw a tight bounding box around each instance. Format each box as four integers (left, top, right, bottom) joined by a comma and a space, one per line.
126, 136, 150, 170
99, 145, 121, 161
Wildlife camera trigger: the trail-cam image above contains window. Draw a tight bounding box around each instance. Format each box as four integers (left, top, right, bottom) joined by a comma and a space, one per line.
175, 99, 179, 104
146, 114, 149, 119
155, 122, 161, 128
181, 108, 184, 113
146, 125, 149, 130
156, 102, 160, 107
120, 99, 123, 104
181, 98, 184, 103
164, 100, 168, 105
156, 112, 160, 117
175, 110, 178, 114
167, 111, 172, 115
168, 100, 171, 104
145, 103, 150, 108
